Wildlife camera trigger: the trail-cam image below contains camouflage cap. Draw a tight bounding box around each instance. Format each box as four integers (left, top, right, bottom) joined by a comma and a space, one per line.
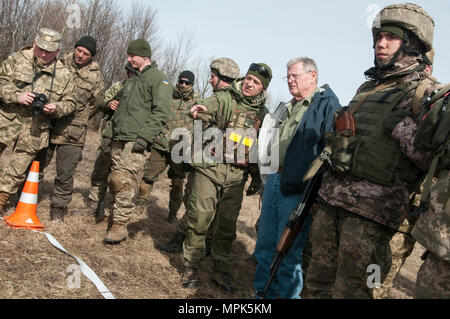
34, 27, 62, 52
210, 57, 240, 80
372, 3, 435, 52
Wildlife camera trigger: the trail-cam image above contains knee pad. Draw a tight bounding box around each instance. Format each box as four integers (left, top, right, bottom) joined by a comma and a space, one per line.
108, 171, 125, 193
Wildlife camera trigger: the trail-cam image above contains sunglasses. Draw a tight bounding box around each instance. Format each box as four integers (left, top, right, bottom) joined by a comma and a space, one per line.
179, 79, 193, 85
249, 63, 271, 79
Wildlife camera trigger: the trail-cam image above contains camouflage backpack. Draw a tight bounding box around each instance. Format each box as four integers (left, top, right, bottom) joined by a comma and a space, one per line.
414, 83, 450, 152
412, 83, 450, 215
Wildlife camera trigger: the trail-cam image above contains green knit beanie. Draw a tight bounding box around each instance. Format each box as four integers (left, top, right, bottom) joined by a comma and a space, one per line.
127, 39, 151, 57
247, 63, 272, 90
375, 25, 405, 40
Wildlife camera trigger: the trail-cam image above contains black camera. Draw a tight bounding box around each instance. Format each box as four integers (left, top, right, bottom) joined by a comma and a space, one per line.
31, 92, 48, 116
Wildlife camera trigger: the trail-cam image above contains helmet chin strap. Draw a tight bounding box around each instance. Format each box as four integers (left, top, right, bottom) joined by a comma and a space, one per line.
374, 31, 422, 71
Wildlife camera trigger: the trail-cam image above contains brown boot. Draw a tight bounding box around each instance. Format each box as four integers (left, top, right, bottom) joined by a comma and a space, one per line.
0, 192, 11, 214
50, 206, 67, 221
181, 266, 198, 288
136, 180, 153, 207
104, 222, 128, 244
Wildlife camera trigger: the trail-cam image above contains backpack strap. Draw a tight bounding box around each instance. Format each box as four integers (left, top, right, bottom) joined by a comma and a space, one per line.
411, 77, 433, 117
412, 144, 446, 216
350, 78, 398, 115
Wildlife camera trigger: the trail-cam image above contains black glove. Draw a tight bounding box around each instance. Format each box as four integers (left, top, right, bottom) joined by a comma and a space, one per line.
132, 137, 149, 154
246, 174, 262, 196
382, 109, 412, 136
101, 137, 112, 153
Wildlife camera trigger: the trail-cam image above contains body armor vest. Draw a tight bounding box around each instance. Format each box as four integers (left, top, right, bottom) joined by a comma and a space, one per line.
222, 106, 263, 166
348, 80, 422, 186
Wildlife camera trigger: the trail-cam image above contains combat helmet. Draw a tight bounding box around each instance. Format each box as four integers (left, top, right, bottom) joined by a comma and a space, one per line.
372, 3, 435, 52
210, 57, 240, 81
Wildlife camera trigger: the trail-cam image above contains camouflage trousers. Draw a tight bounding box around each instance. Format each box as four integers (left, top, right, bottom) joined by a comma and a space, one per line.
183, 165, 247, 273
0, 143, 41, 195
414, 251, 450, 298
140, 148, 188, 214
303, 199, 395, 299
379, 217, 417, 292
108, 141, 148, 224
88, 144, 112, 203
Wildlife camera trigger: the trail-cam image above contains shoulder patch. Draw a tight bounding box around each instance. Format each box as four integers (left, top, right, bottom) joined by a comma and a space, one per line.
163, 79, 169, 85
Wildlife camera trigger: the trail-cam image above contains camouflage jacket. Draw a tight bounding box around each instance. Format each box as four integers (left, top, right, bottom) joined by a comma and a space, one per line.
0, 46, 76, 152
318, 70, 438, 230
152, 85, 198, 152
111, 62, 172, 143
100, 81, 125, 139
50, 52, 105, 146
192, 79, 267, 185
412, 167, 450, 261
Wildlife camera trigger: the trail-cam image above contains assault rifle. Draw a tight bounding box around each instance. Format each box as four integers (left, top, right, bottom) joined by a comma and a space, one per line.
261, 169, 323, 298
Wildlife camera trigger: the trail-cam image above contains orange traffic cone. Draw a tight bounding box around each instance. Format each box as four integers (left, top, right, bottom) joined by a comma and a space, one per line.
4, 161, 44, 230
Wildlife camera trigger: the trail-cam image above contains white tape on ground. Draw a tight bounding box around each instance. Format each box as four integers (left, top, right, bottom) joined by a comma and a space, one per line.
32, 230, 115, 299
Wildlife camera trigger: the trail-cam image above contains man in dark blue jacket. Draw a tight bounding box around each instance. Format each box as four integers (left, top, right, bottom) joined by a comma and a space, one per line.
254, 57, 341, 299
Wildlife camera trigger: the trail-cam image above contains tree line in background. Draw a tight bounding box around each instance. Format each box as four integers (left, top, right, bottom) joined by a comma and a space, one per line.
0, 0, 213, 97
0, 0, 279, 112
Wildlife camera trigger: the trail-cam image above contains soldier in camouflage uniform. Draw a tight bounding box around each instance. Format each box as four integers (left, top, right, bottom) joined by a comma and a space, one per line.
136, 70, 198, 224
0, 28, 76, 213
303, 4, 440, 298
182, 61, 272, 293
103, 39, 172, 244
374, 50, 436, 299
156, 63, 241, 255
87, 63, 138, 222
411, 57, 450, 299
37, 36, 105, 220
412, 164, 450, 298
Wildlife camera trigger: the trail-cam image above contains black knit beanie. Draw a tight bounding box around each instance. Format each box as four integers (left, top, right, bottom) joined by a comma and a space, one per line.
75, 36, 97, 56
179, 70, 195, 83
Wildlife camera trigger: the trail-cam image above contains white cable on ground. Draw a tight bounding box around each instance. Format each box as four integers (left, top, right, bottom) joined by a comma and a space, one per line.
32, 230, 115, 299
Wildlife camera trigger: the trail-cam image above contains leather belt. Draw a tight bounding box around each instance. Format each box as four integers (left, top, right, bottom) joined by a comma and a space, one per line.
277, 167, 283, 173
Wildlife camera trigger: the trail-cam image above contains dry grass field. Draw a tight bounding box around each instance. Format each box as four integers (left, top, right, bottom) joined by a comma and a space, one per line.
0, 128, 425, 299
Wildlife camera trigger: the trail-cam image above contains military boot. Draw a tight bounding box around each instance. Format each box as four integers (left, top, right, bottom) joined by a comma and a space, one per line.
136, 180, 153, 207
0, 192, 11, 215
156, 231, 185, 253
50, 206, 67, 221
181, 266, 198, 289
87, 198, 99, 215
104, 222, 128, 244
88, 199, 105, 223
167, 209, 177, 224
211, 271, 236, 294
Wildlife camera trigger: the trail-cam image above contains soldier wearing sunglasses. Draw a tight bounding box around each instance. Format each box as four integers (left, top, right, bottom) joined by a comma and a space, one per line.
182, 62, 271, 294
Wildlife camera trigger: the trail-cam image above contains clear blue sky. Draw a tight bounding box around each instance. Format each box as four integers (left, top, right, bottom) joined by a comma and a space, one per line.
146, 0, 449, 107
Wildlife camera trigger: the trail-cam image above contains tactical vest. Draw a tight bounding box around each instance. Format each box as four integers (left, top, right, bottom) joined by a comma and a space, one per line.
221, 105, 263, 166
348, 80, 422, 186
